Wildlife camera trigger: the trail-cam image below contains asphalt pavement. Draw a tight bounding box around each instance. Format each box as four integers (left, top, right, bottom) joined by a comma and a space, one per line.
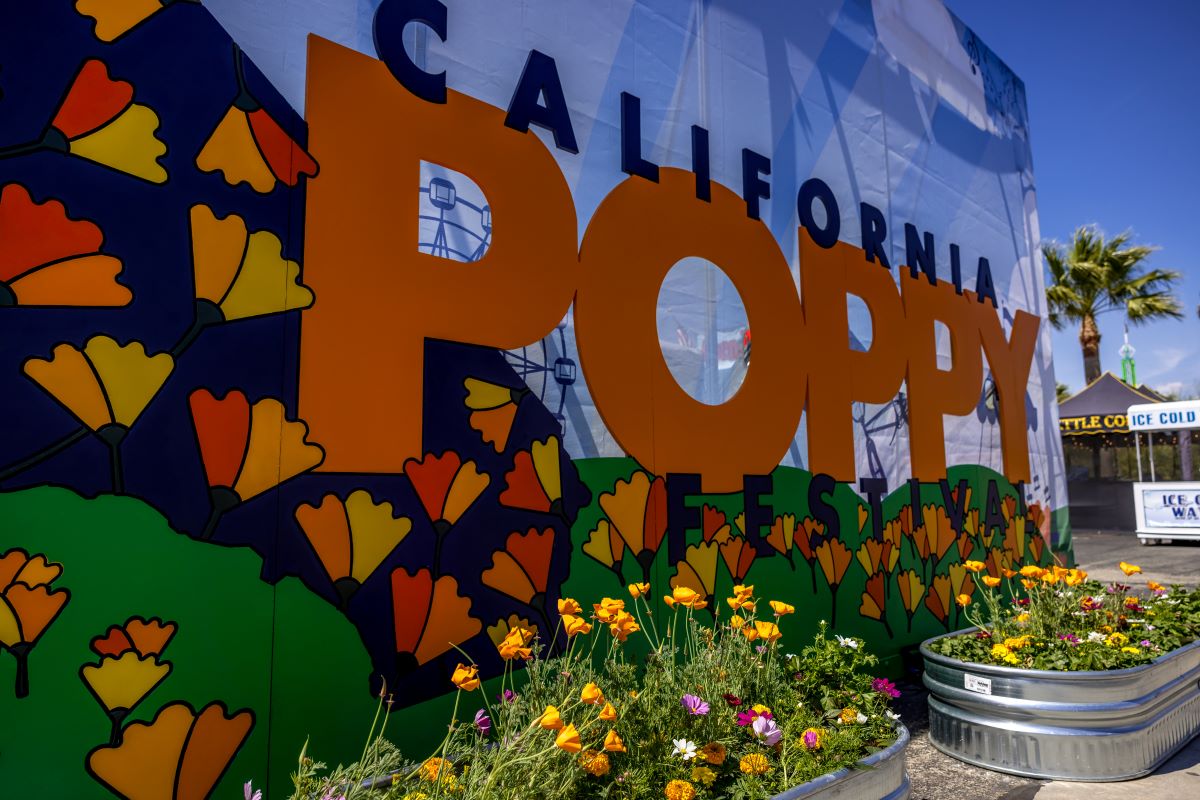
902, 528, 1200, 800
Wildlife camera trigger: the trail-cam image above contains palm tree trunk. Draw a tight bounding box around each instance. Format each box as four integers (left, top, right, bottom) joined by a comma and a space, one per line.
1079, 315, 1102, 383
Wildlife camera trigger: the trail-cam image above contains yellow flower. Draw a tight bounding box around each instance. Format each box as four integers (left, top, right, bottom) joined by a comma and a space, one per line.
963, 560, 986, 573
667, 586, 707, 610
742, 625, 759, 642
754, 621, 782, 642
581, 682, 605, 705
1147, 580, 1164, 592
1121, 646, 1140, 655
991, 643, 1018, 665
419, 758, 452, 782
592, 597, 625, 623
751, 703, 771, 715
450, 663, 479, 692
580, 749, 610, 777
81, 652, 170, 714
955, 594, 972, 607
1021, 579, 1037, 591
729, 614, 746, 629
1016, 612, 1030, 624
609, 610, 640, 642
189, 205, 314, 322
664, 779, 697, 800
838, 707, 860, 724
497, 626, 533, 661
628, 582, 650, 599
1019, 565, 1046, 578
603, 730, 626, 752
1040, 571, 1059, 586
555, 723, 582, 753
982, 576, 1001, 588
1119, 562, 1142, 576
539, 706, 563, 730
1063, 569, 1087, 586
1106, 632, 1129, 648
769, 600, 795, 616
294, 490, 412, 592
739, 753, 770, 776
24, 336, 173, 432
598, 702, 617, 721
558, 597, 583, 615
733, 583, 755, 600
691, 765, 716, 786
196, 104, 317, 193
562, 614, 593, 638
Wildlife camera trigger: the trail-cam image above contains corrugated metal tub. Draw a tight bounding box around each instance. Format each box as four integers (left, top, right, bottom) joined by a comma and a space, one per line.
921, 633, 1200, 780
771, 724, 910, 800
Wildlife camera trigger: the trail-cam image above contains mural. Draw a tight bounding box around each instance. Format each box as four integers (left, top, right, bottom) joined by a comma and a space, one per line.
0, 0, 1068, 797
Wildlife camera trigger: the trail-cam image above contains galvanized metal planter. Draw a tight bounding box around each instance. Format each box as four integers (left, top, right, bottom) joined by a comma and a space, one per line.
922, 632, 1200, 781
770, 724, 911, 800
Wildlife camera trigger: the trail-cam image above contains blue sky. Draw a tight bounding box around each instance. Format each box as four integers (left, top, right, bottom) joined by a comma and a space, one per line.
946, 0, 1200, 397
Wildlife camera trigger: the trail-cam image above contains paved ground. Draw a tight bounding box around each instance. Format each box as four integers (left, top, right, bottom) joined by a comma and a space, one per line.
901, 529, 1200, 800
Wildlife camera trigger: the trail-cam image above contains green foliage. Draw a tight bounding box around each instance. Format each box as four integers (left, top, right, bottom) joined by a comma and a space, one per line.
927, 563, 1200, 671
288, 593, 901, 800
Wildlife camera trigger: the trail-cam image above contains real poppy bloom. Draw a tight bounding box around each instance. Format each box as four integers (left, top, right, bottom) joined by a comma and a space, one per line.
739, 753, 769, 775
628, 582, 650, 599
462, 377, 527, 452
671, 542, 718, 603
482, 528, 554, 607
956, 593, 972, 607
581, 682, 604, 705
558, 597, 583, 615
598, 702, 617, 721
390, 567, 481, 674
197, 47, 317, 193
539, 705, 564, 730
963, 560, 986, 573
754, 621, 782, 643
769, 600, 795, 616
294, 490, 412, 607
982, 576, 1001, 588
598, 471, 667, 582
500, 435, 565, 516
1119, 562, 1142, 577
87, 702, 253, 799
603, 729, 626, 752
592, 597, 626, 623
0, 183, 131, 307
451, 663, 480, 692
0, 60, 167, 182
496, 626, 534, 661
562, 614, 592, 638
665, 586, 707, 610
555, 723, 582, 753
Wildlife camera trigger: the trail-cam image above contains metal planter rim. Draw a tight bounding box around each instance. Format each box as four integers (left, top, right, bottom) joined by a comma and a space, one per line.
920, 627, 1200, 679
770, 724, 910, 800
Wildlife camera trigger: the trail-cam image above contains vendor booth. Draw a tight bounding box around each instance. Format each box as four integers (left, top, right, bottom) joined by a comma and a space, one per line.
1128, 399, 1200, 543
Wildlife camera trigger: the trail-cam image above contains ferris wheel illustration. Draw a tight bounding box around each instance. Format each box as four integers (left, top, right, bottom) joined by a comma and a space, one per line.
853, 394, 909, 480
417, 173, 578, 421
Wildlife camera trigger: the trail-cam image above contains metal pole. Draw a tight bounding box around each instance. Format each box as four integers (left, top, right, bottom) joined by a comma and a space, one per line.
1134, 432, 1143, 482
1148, 433, 1156, 482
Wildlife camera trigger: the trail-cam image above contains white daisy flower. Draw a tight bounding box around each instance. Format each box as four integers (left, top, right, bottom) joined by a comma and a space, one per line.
672, 738, 698, 761
835, 635, 859, 649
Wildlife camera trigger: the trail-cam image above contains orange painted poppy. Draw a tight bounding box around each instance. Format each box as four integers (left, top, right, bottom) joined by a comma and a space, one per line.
91, 617, 176, 659
598, 471, 667, 581
391, 567, 481, 673
403, 451, 489, 531
463, 377, 527, 452
499, 435, 564, 515
482, 528, 555, 606
1, 549, 71, 698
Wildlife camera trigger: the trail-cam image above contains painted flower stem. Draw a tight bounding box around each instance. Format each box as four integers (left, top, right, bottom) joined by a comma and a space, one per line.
11, 644, 30, 698
0, 427, 89, 484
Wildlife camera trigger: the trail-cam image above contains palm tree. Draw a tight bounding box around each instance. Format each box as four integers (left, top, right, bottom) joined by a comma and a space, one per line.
1043, 226, 1182, 384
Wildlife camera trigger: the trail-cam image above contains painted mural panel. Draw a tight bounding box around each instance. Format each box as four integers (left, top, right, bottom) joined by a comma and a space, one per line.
0, 1, 1067, 796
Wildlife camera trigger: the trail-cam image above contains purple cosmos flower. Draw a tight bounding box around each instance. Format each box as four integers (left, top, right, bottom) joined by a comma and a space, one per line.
497, 689, 516, 703
1140, 639, 1152, 647
1058, 634, 1080, 645
752, 715, 783, 746
736, 709, 770, 726
871, 678, 901, 699
802, 729, 821, 750
682, 693, 710, 716
474, 708, 491, 736
755, 645, 768, 655
244, 782, 263, 800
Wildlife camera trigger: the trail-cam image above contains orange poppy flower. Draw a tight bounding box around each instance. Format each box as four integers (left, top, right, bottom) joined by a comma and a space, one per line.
463, 377, 528, 452
391, 567, 481, 674
499, 436, 564, 516
87, 702, 253, 799
482, 528, 555, 606
766, 513, 797, 561
1, 549, 71, 698
196, 47, 317, 193
404, 451, 489, 573
860, 572, 887, 625
701, 504, 731, 543
75, 0, 173, 42
598, 471, 667, 582
855, 538, 885, 575
896, 569, 926, 631
670, 542, 718, 602
91, 617, 176, 659
486, 615, 536, 651
718, 534, 756, 583
925, 575, 952, 624
815, 538, 852, 590
0, 184, 130, 307
582, 519, 625, 579
294, 490, 412, 607
190, 389, 324, 537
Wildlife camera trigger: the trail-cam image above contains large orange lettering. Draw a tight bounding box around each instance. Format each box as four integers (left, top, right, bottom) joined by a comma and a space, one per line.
974, 294, 1038, 482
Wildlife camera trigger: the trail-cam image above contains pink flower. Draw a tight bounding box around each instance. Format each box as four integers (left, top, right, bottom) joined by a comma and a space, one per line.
802, 728, 822, 750
871, 678, 901, 699
736, 709, 770, 726
244, 782, 262, 800
681, 694, 710, 716
752, 715, 782, 746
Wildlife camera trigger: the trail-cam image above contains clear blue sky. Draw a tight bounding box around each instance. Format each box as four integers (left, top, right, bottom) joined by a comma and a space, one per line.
946, 0, 1200, 397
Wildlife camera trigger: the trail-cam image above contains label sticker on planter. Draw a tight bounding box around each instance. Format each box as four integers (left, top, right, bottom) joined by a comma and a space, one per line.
964, 674, 993, 695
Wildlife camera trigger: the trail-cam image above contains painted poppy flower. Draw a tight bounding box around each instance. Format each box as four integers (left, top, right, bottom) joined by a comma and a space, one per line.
701, 504, 730, 543
197, 47, 317, 193
603, 730, 626, 752
0, 184, 130, 307
582, 519, 625, 579
91, 617, 176, 660
404, 450, 490, 573
0, 550, 71, 698
859, 572, 887, 626
463, 377, 527, 452
482, 528, 554, 608
87, 701, 254, 799
766, 513, 798, 560
925, 574, 952, 624
189, 389, 324, 537
814, 536, 852, 625
598, 471, 667, 582
897, 569, 926, 630
81, 651, 171, 744
0, 60, 167, 181
718, 534, 756, 584
294, 490, 412, 607
391, 567, 481, 674
669, 542, 717, 604
500, 436, 564, 516
188, 204, 314, 326
949, 563, 976, 606
75, 0, 189, 42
